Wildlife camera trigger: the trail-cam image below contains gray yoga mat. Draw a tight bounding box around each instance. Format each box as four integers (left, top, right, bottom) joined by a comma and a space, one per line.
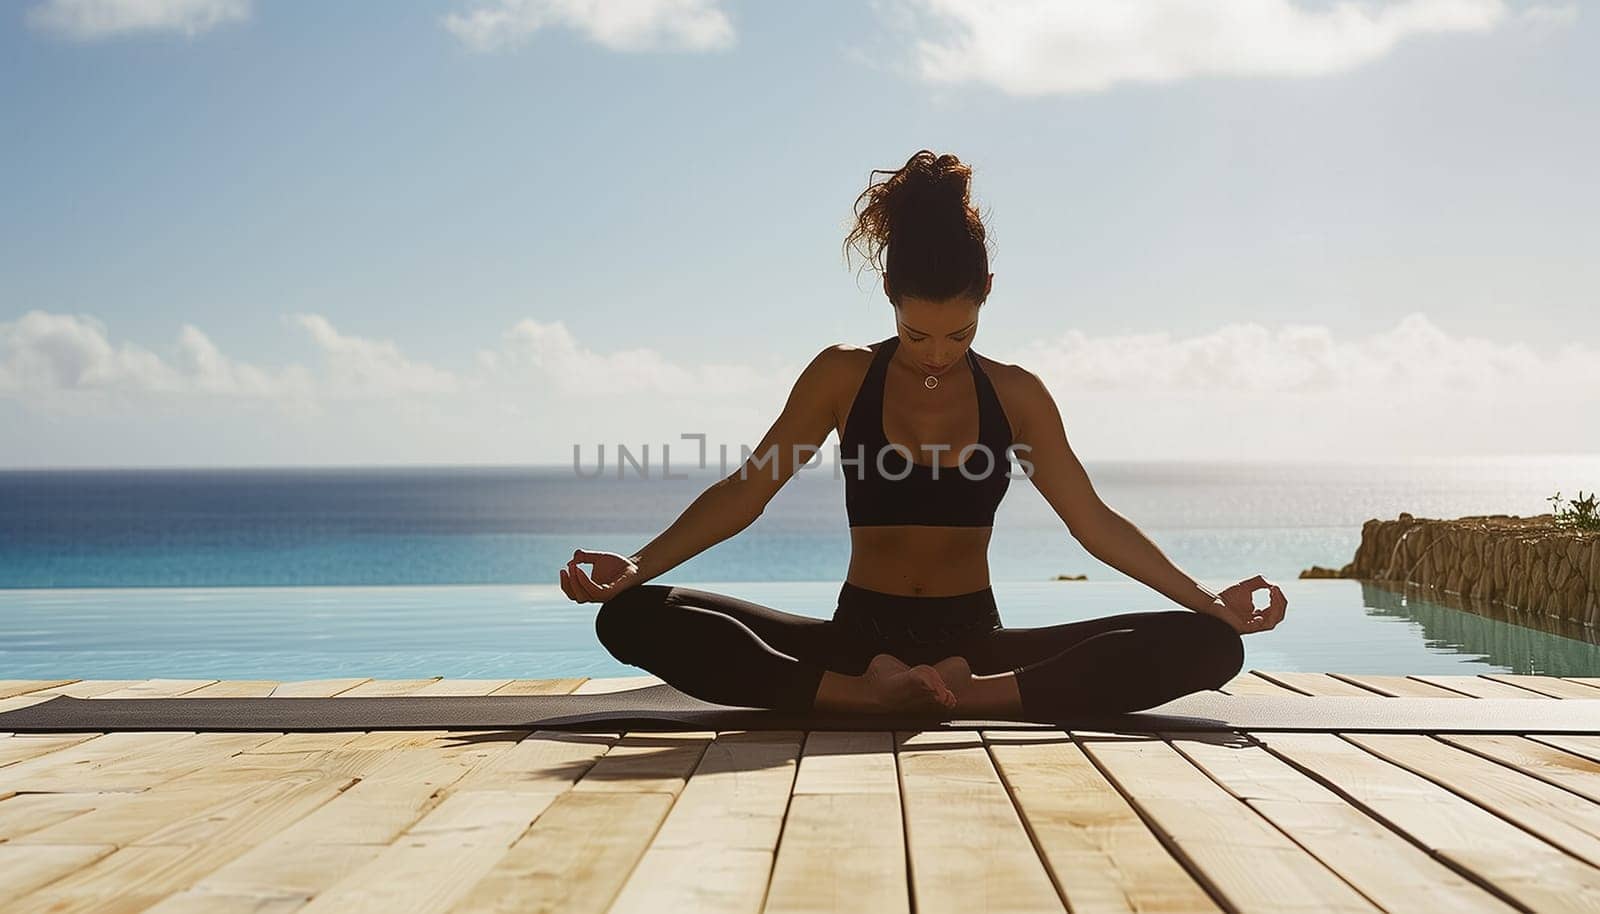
2, 684, 1598, 733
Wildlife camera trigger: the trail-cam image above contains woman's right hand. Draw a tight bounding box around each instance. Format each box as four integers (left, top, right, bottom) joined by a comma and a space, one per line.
558, 549, 641, 603
1209, 574, 1287, 634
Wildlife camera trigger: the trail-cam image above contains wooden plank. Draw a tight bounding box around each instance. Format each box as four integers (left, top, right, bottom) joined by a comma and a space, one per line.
0, 733, 100, 769
1408, 675, 1556, 699
1343, 733, 1600, 867
445, 730, 619, 796
185, 681, 280, 698
788, 730, 899, 795
180, 746, 395, 785
0, 680, 78, 699
1219, 671, 1303, 696
0, 844, 116, 906
490, 677, 588, 695
8, 734, 329, 848
4, 844, 252, 914
94, 680, 217, 699
0, 695, 53, 714
0, 793, 112, 842
12, 782, 255, 847
897, 729, 1065, 913
451, 791, 674, 914
11, 756, 361, 910
4, 732, 275, 794
1252, 731, 1600, 912
0, 732, 195, 791
223, 762, 465, 847
1081, 732, 1377, 913
295, 789, 558, 914
340, 679, 444, 697
1561, 677, 1600, 693
570, 731, 715, 795
986, 729, 1222, 914
270, 678, 372, 697
1253, 672, 1386, 696
137, 734, 524, 911
1437, 733, 1600, 802
138, 845, 382, 914
1329, 674, 1471, 698
1166, 730, 1519, 913
131, 771, 356, 848
572, 675, 664, 694
242, 731, 366, 754
3, 736, 335, 850
607, 731, 802, 914
26, 680, 142, 698
1525, 734, 1600, 766
410, 679, 513, 697
628, 731, 800, 850
341, 729, 473, 751
767, 731, 909, 914
1480, 674, 1600, 699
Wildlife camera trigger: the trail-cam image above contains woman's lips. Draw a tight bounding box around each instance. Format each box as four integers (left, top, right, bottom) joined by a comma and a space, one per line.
922, 361, 950, 374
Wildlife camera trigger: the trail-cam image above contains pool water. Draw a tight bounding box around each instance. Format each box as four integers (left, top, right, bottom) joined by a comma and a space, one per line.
1, 579, 1596, 681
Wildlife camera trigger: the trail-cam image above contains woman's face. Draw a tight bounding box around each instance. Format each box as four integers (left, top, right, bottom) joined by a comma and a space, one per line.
893, 295, 980, 377
887, 273, 993, 378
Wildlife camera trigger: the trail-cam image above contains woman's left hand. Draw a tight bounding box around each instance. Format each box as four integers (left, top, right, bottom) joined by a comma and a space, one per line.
1207, 575, 1287, 634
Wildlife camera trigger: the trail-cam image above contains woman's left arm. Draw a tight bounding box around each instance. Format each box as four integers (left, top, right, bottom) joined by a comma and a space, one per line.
1005, 366, 1226, 618
1071, 507, 1226, 615
1008, 366, 1287, 632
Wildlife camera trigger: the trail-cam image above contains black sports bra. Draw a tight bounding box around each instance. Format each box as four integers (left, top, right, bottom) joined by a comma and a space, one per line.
840, 335, 1014, 528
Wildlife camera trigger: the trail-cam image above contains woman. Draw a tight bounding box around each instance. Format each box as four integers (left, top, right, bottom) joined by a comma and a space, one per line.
558, 149, 1288, 720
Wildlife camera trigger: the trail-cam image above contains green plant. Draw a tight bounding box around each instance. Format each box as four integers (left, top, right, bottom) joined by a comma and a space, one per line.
1547, 490, 1600, 532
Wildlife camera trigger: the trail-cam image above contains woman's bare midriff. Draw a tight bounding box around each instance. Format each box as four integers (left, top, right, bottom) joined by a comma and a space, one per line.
844, 525, 993, 596
833, 343, 1008, 598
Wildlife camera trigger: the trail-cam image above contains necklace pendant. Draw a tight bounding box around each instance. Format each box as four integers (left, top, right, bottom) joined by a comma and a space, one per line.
924, 375, 939, 389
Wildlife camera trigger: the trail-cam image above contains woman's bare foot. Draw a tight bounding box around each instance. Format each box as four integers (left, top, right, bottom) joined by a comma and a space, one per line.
814, 653, 956, 715
932, 655, 1024, 718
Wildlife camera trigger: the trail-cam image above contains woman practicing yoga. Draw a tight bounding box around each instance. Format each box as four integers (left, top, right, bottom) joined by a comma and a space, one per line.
558, 149, 1288, 720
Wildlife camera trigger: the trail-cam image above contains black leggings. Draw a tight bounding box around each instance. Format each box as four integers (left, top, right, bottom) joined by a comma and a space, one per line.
594, 580, 1245, 720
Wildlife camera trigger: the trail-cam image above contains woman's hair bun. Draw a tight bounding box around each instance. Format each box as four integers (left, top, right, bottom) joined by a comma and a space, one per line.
843, 149, 990, 305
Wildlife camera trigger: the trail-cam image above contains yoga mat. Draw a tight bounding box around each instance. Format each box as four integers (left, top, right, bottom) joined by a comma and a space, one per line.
2, 685, 1598, 733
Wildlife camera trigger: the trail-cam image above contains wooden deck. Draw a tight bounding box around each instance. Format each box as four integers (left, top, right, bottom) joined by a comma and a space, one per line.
4, 671, 1600, 913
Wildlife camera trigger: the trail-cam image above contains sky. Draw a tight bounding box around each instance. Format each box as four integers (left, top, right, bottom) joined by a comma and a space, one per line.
2, 0, 1596, 468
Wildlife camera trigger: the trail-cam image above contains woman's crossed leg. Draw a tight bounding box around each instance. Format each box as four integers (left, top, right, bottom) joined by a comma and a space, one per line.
593, 584, 956, 714
595, 585, 1243, 720
939, 610, 1246, 720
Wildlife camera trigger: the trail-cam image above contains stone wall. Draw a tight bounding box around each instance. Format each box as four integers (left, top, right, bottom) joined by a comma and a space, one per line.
1302, 513, 1600, 627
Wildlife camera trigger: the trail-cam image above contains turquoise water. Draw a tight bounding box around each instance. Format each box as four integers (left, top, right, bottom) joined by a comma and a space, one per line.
6, 459, 1599, 681
6, 459, 1598, 588
3, 579, 1597, 680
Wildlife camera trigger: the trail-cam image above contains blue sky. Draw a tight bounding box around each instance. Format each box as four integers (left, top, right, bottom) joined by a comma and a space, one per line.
2, 0, 1596, 466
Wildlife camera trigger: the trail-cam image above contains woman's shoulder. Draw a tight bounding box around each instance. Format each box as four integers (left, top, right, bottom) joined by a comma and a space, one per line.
820, 339, 885, 373
973, 349, 1030, 394
973, 350, 1048, 439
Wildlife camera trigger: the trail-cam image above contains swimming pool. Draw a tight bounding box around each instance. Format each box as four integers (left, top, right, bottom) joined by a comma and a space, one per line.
1, 579, 1596, 680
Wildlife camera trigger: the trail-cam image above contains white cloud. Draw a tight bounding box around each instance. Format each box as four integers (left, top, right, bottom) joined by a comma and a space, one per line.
1014, 312, 1600, 395
0, 310, 305, 397
880, 0, 1552, 95
443, 0, 736, 53
483, 317, 774, 396
26, 0, 250, 40
289, 314, 465, 397
4, 309, 1595, 463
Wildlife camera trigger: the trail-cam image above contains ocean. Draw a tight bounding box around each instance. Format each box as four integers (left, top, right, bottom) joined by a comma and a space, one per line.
3, 457, 1598, 679
3, 457, 1595, 589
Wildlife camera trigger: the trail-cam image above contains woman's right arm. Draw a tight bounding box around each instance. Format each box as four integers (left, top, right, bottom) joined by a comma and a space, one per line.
561, 344, 845, 601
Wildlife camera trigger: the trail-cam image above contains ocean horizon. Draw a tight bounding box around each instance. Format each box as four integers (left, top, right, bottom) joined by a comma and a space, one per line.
3, 455, 1595, 590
